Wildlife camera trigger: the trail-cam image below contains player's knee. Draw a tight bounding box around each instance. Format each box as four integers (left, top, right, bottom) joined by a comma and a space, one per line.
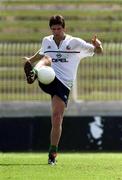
45, 55, 52, 66
52, 112, 63, 128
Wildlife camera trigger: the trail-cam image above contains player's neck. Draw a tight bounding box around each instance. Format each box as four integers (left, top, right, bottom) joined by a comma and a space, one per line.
53, 34, 66, 47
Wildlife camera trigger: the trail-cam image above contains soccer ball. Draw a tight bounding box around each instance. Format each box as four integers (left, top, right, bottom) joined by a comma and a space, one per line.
36, 66, 55, 84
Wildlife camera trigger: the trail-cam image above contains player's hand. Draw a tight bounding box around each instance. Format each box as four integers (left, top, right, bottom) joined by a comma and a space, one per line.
22, 57, 31, 65
92, 35, 103, 54
92, 35, 102, 48
22, 56, 31, 62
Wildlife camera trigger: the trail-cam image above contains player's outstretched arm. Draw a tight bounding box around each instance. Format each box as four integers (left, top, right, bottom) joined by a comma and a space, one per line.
23, 50, 43, 64
23, 50, 52, 67
92, 35, 103, 54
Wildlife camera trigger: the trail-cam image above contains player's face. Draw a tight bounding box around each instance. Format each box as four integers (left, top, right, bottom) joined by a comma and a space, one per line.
50, 25, 65, 38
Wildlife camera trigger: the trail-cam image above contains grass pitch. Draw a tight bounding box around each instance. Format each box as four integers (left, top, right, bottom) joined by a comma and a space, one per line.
0, 153, 122, 180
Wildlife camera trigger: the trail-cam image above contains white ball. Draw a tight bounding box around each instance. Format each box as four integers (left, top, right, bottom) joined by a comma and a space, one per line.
37, 66, 55, 84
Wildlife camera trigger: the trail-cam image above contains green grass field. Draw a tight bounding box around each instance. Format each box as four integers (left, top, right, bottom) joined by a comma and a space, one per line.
0, 152, 122, 180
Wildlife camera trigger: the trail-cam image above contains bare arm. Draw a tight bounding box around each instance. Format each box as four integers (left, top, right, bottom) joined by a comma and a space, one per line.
23, 50, 44, 64
23, 50, 52, 67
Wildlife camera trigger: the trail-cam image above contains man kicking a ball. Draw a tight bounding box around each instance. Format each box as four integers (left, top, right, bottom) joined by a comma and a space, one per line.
24, 15, 103, 165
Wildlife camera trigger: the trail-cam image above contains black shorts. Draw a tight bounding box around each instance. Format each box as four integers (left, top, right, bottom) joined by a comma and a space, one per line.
38, 77, 70, 106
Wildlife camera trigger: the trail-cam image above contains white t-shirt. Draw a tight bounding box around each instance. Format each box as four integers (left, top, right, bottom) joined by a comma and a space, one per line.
38, 34, 94, 89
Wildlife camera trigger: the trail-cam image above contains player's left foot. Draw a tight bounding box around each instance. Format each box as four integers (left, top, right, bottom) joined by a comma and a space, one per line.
24, 61, 37, 84
48, 153, 57, 165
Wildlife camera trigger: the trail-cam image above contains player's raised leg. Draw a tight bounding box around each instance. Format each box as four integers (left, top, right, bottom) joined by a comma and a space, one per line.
24, 55, 52, 84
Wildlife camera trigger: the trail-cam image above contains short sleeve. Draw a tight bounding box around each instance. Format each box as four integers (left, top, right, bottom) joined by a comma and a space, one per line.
77, 38, 95, 58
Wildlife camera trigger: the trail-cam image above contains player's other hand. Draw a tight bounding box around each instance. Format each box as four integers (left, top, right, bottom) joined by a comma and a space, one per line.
92, 35, 102, 48
92, 35, 103, 54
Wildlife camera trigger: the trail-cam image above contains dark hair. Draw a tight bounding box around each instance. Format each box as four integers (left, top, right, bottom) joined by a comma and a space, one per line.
49, 15, 65, 28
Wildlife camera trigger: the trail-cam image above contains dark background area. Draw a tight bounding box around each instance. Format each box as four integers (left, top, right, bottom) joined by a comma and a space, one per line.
0, 116, 122, 152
